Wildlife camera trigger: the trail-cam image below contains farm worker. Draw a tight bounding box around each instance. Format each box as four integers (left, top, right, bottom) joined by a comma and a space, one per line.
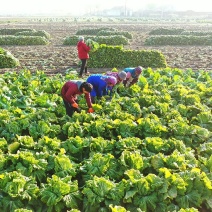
77, 36, 91, 78
61, 80, 94, 117
86, 74, 117, 103
105, 71, 127, 84
123, 66, 143, 87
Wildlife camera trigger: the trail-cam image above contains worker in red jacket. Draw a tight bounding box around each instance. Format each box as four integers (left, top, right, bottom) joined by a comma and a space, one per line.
77, 36, 91, 78
61, 80, 94, 117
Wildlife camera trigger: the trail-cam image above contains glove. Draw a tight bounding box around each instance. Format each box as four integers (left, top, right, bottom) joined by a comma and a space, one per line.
126, 81, 130, 87
71, 102, 78, 108
88, 108, 94, 113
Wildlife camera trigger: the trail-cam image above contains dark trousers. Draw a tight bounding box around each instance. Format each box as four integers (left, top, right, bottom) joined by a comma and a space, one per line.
63, 100, 80, 117
79, 59, 87, 76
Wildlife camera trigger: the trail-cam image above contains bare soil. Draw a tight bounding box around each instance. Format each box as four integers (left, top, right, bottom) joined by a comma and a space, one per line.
1, 19, 212, 75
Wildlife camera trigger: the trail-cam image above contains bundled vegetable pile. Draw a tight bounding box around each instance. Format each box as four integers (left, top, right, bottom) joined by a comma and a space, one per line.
0, 47, 19, 68
0, 68, 211, 212
0, 28, 50, 45
146, 27, 212, 46
96, 30, 133, 39
63, 35, 129, 46
76, 27, 116, 35
88, 45, 167, 68
64, 27, 131, 47
144, 35, 212, 46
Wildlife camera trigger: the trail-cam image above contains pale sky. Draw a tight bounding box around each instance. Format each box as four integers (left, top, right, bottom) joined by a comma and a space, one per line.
0, 0, 211, 16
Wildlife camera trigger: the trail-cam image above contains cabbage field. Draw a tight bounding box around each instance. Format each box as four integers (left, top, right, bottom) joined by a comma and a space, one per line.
0, 67, 211, 212
0, 17, 212, 212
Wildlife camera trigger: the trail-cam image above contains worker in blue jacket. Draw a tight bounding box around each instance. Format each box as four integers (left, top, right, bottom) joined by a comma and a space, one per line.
86, 74, 117, 103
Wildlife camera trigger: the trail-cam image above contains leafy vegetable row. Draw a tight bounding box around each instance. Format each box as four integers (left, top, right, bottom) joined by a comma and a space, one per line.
0, 68, 211, 212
